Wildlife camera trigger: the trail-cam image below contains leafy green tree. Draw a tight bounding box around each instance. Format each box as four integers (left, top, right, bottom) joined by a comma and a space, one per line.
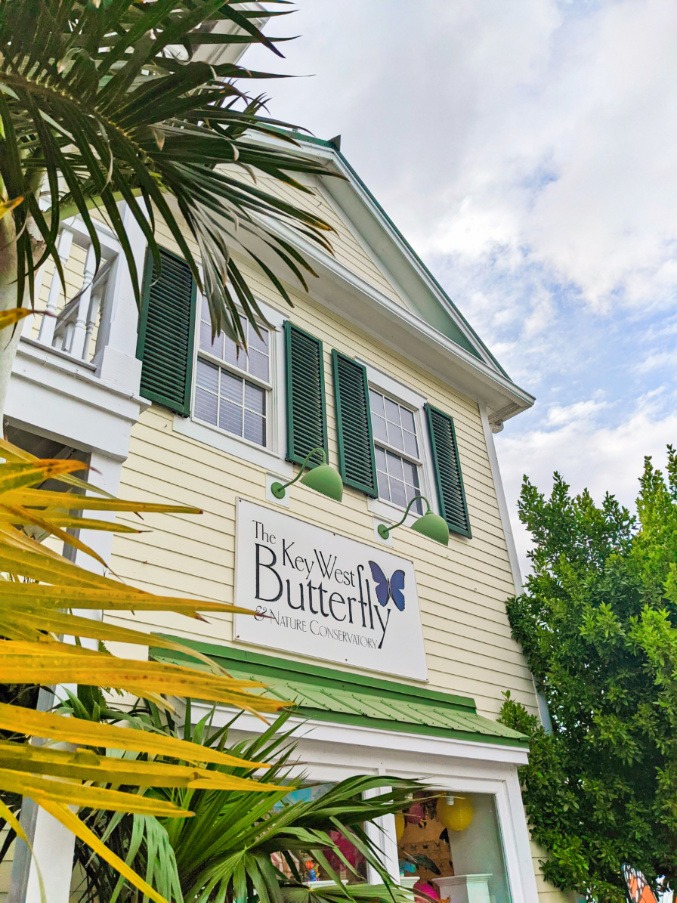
500, 446, 677, 902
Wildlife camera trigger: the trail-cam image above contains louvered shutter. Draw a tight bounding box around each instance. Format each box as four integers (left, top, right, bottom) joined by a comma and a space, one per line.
331, 351, 377, 497
284, 321, 327, 466
425, 403, 471, 538
137, 249, 197, 416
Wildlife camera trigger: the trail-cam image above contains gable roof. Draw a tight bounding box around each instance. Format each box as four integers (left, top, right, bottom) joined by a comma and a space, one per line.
250, 130, 534, 426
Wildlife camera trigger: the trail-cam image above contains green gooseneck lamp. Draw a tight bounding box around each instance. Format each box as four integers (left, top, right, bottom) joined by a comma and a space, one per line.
271, 447, 343, 502
377, 494, 449, 546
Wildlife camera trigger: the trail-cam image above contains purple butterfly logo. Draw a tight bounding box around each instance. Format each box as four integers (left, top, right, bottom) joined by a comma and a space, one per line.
368, 561, 406, 611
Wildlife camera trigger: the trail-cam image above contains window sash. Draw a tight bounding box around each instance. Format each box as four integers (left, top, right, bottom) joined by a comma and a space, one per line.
369, 390, 421, 463
193, 303, 273, 450
197, 347, 272, 392
369, 388, 424, 513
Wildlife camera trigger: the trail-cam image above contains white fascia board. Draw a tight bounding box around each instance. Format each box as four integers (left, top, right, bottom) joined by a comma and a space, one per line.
243, 218, 534, 424
187, 703, 530, 768
193, 3, 269, 67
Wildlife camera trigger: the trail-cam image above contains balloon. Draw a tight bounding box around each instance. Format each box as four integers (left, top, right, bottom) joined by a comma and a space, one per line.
436, 795, 474, 832
395, 812, 405, 842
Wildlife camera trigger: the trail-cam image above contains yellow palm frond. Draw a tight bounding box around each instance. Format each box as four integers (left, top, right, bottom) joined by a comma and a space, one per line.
0, 442, 288, 903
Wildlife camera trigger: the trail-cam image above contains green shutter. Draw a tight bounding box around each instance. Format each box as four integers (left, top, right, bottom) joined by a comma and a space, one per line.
137, 248, 197, 416
425, 403, 471, 538
331, 351, 378, 497
284, 321, 327, 466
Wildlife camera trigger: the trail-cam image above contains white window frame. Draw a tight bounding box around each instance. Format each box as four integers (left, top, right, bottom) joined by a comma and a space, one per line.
360, 362, 438, 530
173, 297, 293, 478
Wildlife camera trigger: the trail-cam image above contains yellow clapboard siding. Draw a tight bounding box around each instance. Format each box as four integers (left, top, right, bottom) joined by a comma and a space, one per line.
252, 171, 409, 308
108, 213, 538, 724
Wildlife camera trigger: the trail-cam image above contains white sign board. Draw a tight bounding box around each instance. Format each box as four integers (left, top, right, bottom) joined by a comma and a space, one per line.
234, 500, 428, 681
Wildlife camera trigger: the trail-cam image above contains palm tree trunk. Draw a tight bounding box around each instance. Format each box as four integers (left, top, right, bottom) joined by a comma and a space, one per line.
0, 212, 20, 421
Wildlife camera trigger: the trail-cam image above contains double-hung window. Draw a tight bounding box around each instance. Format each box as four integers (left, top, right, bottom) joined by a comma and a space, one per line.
369, 389, 424, 515
194, 297, 271, 448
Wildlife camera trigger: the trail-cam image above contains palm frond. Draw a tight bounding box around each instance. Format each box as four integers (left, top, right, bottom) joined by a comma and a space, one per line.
0, 438, 289, 902
0, 0, 334, 343
71, 706, 419, 903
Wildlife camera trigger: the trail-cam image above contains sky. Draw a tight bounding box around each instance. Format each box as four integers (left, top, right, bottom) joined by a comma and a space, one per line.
244, 0, 677, 573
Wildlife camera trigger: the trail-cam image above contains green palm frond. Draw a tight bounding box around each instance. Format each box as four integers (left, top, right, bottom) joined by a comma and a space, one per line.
72, 705, 418, 903
0, 0, 334, 343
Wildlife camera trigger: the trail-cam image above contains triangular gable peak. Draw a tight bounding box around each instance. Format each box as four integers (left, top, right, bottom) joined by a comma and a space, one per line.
249, 132, 533, 426
270, 134, 503, 362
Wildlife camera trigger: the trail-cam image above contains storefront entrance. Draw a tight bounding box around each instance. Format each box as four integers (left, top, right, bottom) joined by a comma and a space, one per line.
156, 640, 540, 903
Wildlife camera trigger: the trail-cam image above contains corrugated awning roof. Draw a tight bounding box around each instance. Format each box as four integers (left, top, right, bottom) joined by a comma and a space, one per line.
154, 638, 527, 749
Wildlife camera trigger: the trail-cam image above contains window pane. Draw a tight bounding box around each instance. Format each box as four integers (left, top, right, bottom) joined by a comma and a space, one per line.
224, 336, 242, 368
245, 382, 265, 414
200, 299, 223, 357
403, 429, 419, 457
249, 349, 269, 381
249, 325, 269, 354
196, 359, 218, 392
391, 478, 407, 508
372, 413, 387, 442
401, 407, 416, 433
384, 397, 400, 426
222, 372, 242, 404
397, 793, 513, 903
386, 450, 404, 483
387, 423, 404, 451
374, 446, 387, 470
194, 387, 217, 425
406, 490, 423, 515
404, 460, 420, 489
199, 318, 221, 355
377, 470, 390, 499
369, 390, 385, 417
244, 411, 266, 446
219, 399, 242, 436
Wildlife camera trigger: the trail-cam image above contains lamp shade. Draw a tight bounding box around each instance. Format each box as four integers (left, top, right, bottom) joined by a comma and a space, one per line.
300, 463, 343, 502
411, 510, 449, 545
436, 795, 474, 832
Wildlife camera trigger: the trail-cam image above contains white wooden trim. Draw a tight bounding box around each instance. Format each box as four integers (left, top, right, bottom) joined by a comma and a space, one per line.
187, 704, 537, 902
8, 341, 147, 461
480, 405, 554, 733
479, 405, 522, 595
173, 415, 293, 478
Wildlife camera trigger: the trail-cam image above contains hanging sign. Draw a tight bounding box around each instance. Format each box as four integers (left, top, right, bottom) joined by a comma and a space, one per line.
233, 499, 428, 681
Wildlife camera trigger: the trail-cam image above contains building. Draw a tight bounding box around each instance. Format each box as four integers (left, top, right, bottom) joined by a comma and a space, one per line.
4, 133, 567, 903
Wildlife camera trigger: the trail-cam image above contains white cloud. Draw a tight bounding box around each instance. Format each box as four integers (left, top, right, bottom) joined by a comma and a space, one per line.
544, 397, 610, 428
496, 389, 677, 575
248, 0, 677, 315
634, 349, 677, 375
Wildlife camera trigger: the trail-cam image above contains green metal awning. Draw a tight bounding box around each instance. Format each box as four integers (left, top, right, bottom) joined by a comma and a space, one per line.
154, 637, 527, 748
